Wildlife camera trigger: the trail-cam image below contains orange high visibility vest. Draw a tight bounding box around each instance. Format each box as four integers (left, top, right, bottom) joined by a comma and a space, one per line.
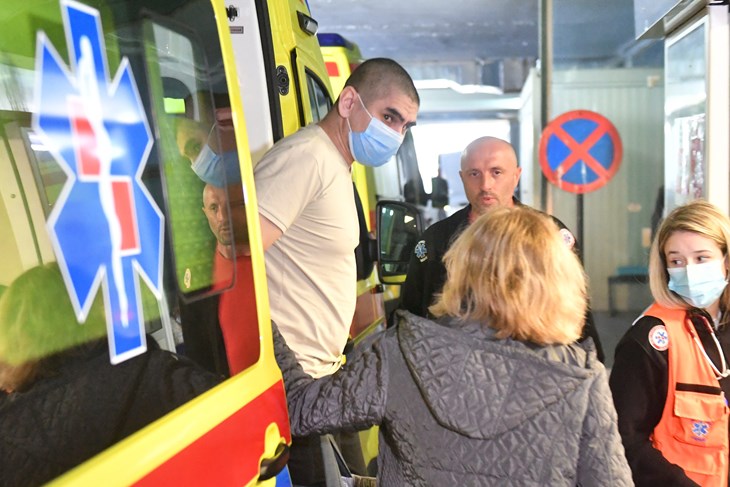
646, 303, 729, 487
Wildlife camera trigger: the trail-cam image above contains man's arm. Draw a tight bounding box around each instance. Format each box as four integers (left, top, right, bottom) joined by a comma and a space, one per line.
253, 130, 320, 252
259, 214, 283, 251
581, 310, 605, 363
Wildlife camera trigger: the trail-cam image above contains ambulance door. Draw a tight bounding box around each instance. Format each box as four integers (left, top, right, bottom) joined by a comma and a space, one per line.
288, 7, 334, 125
0, 0, 290, 485
225, 0, 275, 166
257, 0, 330, 139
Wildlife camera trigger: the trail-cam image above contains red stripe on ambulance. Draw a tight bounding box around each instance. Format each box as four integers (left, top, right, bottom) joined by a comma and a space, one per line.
136, 380, 291, 486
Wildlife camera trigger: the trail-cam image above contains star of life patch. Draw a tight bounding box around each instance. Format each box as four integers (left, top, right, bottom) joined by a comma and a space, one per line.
692, 421, 710, 441
648, 324, 669, 351
559, 228, 576, 250
414, 239, 428, 262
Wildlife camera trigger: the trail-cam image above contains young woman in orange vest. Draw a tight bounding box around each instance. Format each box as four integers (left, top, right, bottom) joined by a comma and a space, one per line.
610, 200, 730, 487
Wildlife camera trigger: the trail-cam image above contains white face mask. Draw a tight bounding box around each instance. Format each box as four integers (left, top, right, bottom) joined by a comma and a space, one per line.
667, 259, 728, 309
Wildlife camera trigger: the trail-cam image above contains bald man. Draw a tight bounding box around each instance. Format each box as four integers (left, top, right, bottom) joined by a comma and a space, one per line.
399, 136, 605, 361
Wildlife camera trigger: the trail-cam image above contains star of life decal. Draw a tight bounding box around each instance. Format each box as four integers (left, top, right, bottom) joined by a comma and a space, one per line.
414, 240, 428, 263
33, 0, 164, 364
648, 325, 669, 352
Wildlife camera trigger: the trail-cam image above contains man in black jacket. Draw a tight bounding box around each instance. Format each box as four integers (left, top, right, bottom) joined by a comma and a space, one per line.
399, 136, 605, 361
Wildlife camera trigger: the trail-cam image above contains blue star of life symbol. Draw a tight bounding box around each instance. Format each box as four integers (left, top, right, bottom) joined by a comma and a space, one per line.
33, 0, 164, 364
414, 240, 428, 262
692, 421, 710, 440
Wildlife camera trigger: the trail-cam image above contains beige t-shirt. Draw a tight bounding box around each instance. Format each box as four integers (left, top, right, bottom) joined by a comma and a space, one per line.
255, 124, 359, 378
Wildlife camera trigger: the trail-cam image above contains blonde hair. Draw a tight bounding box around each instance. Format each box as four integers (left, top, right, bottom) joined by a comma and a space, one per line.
429, 206, 587, 344
650, 200, 730, 317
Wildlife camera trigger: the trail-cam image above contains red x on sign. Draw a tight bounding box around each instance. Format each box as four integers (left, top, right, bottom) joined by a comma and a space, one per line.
539, 110, 622, 194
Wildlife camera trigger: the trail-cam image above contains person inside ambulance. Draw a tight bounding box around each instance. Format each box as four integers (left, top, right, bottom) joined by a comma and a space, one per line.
201, 183, 260, 375
275, 206, 632, 486
610, 199, 730, 487
0, 263, 221, 486
175, 106, 240, 187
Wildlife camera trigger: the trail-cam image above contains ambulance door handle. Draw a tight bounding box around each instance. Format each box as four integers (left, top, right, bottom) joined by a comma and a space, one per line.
259, 442, 290, 480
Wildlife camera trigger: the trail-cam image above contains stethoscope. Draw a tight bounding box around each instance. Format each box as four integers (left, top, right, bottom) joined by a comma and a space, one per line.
687, 313, 730, 380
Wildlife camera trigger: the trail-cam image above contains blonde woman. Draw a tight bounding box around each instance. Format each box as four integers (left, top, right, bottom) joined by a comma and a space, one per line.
610, 200, 730, 487
276, 206, 631, 486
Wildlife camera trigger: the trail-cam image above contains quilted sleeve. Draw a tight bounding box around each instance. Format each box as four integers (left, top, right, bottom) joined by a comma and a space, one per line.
576, 369, 634, 487
272, 323, 388, 436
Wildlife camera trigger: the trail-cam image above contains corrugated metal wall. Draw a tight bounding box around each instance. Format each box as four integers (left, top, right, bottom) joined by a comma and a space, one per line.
525, 68, 664, 312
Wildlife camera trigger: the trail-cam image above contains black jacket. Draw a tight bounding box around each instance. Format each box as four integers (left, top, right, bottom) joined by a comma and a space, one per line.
0, 339, 221, 486
398, 203, 605, 362
609, 308, 730, 487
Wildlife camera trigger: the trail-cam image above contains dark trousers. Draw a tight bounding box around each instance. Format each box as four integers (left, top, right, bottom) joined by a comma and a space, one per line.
288, 432, 371, 486
288, 435, 327, 486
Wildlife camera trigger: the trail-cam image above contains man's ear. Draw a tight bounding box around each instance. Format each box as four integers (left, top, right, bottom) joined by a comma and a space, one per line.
337, 86, 358, 119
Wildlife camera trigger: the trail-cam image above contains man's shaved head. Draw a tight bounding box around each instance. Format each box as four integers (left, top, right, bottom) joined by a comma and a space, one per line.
459, 136, 521, 216
343, 58, 420, 106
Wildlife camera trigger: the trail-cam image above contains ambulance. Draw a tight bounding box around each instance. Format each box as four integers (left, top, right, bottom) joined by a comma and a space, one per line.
0, 0, 418, 485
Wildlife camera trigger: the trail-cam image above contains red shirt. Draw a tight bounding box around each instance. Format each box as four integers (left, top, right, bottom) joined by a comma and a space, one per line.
212, 250, 259, 374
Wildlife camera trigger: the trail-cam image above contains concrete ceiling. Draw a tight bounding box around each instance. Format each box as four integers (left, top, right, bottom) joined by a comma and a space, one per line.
307, 0, 663, 91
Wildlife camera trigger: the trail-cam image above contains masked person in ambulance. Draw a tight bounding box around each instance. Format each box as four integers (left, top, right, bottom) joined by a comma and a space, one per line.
176, 107, 240, 187
610, 200, 730, 487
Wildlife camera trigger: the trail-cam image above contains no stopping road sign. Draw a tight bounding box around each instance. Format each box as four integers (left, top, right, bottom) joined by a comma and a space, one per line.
539, 110, 622, 194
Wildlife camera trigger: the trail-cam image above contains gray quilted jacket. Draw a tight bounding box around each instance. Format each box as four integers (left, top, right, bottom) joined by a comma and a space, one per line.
275, 310, 633, 486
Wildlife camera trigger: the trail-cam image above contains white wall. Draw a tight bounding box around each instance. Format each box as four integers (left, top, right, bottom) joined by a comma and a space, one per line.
520, 67, 665, 312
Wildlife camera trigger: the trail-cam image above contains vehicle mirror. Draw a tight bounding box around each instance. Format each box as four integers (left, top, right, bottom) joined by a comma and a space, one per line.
376, 200, 422, 284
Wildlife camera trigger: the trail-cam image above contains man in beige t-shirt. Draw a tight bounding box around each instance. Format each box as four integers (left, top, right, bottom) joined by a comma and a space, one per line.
255, 58, 419, 378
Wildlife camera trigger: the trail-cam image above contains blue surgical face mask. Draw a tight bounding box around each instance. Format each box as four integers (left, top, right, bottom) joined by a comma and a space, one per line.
348, 94, 404, 167
667, 259, 728, 309
191, 144, 241, 187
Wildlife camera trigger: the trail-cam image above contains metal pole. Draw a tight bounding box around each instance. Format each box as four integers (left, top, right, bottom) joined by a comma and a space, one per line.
539, 0, 553, 214
577, 193, 584, 262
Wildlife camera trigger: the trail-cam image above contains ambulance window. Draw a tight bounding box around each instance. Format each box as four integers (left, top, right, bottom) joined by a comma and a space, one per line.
306, 70, 332, 122
0, 0, 260, 460
0, 1, 263, 481
143, 13, 260, 375
22, 129, 67, 218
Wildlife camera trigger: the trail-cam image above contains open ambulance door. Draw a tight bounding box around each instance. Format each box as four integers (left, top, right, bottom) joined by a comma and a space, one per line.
0, 0, 291, 485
